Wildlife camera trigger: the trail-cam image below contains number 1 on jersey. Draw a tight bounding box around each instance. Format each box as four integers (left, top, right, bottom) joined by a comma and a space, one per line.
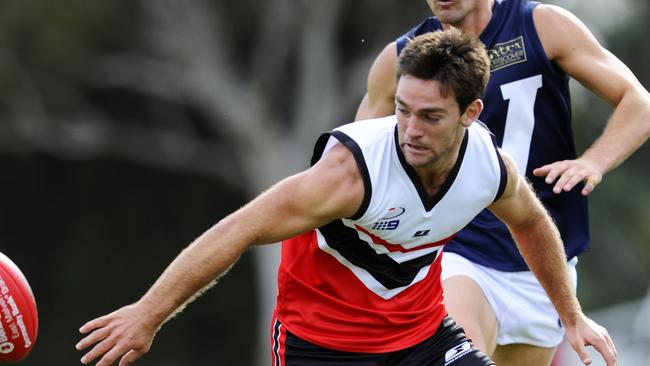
499, 75, 542, 174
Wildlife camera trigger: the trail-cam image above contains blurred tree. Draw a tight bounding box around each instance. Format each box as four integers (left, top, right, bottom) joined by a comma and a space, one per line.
0, 0, 428, 364
0, 0, 648, 365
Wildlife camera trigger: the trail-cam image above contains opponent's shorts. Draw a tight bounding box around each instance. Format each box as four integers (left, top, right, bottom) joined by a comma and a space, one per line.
441, 252, 578, 348
270, 316, 494, 366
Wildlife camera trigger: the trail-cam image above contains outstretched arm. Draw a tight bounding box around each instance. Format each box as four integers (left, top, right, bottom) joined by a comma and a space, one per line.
489, 151, 617, 366
75, 143, 364, 366
355, 42, 399, 120
532, 4, 650, 196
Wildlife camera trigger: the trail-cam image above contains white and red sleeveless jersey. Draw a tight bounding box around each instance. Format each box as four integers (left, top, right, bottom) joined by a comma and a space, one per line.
275, 115, 507, 353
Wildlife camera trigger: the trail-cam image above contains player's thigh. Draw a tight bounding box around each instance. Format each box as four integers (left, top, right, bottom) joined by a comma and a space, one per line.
492, 343, 556, 366
442, 275, 498, 355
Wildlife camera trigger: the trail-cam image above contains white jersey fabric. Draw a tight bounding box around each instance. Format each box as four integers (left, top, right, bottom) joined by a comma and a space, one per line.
275, 115, 507, 353
319, 115, 507, 298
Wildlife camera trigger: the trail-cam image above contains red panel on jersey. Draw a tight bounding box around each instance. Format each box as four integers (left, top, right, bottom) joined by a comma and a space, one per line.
275, 230, 447, 353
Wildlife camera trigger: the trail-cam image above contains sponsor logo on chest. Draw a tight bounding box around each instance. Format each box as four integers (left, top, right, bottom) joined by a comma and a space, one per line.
488, 36, 527, 72
369, 207, 439, 238
371, 207, 405, 231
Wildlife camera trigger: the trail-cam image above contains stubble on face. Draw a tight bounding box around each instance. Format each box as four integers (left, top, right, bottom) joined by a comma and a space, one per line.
427, 0, 471, 26
395, 76, 464, 172
400, 122, 461, 170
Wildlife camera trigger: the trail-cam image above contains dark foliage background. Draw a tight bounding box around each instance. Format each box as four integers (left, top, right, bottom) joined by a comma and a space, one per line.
0, 1, 647, 365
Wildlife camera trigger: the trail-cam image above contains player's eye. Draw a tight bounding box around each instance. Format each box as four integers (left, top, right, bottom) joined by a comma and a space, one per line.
396, 105, 410, 116
423, 114, 441, 123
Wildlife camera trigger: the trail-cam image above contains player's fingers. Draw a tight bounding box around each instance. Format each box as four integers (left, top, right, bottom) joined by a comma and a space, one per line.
590, 332, 617, 366
95, 343, 132, 366
76, 327, 111, 351
79, 315, 111, 334
553, 170, 575, 194
532, 164, 551, 177
562, 173, 587, 192
606, 331, 618, 360
570, 340, 592, 365
591, 342, 616, 366
581, 177, 600, 196
80, 337, 117, 365
545, 167, 564, 185
119, 349, 146, 366
532, 163, 564, 184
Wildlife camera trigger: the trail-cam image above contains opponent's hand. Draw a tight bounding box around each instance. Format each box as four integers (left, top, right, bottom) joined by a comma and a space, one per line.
564, 314, 617, 365
76, 303, 158, 366
532, 158, 603, 196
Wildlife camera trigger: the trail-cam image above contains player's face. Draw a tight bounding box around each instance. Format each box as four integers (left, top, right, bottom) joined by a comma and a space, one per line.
395, 75, 467, 170
426, 0, 485, 26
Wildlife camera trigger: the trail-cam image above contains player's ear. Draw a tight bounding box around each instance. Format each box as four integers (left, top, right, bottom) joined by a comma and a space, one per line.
460, 99, 483, 127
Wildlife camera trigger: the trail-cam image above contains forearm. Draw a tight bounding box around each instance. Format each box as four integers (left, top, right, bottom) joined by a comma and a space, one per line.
132, 164, 360, 327
581, 89, 650, 174
509, 212, 582, 327
76, 155, 366, 366
137, 216, 251, 328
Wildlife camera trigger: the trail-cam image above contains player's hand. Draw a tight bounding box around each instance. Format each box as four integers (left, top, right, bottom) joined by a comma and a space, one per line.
76, 303, 158, 366
532, 158, 603, 196
564, 314, 617, 366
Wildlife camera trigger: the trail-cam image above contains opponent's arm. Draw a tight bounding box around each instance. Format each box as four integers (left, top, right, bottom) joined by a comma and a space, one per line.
532, 5, 650, 195
488, 151, 617, 366
355, 42, 399, 120
76, 143, 364, 366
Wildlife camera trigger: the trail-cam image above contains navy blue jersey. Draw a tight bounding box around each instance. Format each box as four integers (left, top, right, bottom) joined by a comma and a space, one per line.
396, 0, 589, 271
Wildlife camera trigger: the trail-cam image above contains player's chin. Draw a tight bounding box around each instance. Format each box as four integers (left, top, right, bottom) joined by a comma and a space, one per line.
432, 7, 463, 22
404, 153, 434, 168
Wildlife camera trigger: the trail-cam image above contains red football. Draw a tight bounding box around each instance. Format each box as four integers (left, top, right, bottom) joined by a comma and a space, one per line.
0, 252, 38, 363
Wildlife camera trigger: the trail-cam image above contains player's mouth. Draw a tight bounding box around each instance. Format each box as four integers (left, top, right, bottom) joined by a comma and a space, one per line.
404, 143, 430, 154
434, 0, 459, 10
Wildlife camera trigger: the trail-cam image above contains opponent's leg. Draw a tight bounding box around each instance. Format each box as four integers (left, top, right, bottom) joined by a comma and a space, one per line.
442, 275, 498, 356
492, 343, 556, 366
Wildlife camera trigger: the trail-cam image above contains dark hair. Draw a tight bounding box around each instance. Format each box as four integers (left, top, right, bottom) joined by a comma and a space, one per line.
397, 28, 490, 112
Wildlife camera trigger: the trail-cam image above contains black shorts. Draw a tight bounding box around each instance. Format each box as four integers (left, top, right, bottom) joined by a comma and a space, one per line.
270, 316, 494, 366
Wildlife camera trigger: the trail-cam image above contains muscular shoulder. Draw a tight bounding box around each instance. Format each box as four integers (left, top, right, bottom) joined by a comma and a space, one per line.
532, 4, 599, 62
308, 143, 365, 219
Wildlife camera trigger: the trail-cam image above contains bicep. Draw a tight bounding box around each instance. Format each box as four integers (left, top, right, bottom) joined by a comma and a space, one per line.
487, 151, 544, 229
534, 5, 641, 106
233, 144, 364, 245
355, 42, 398, 120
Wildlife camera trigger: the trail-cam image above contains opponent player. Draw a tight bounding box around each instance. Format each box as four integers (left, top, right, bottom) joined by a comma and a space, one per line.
355, 0, 650, 364
76, 29, 615, 366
